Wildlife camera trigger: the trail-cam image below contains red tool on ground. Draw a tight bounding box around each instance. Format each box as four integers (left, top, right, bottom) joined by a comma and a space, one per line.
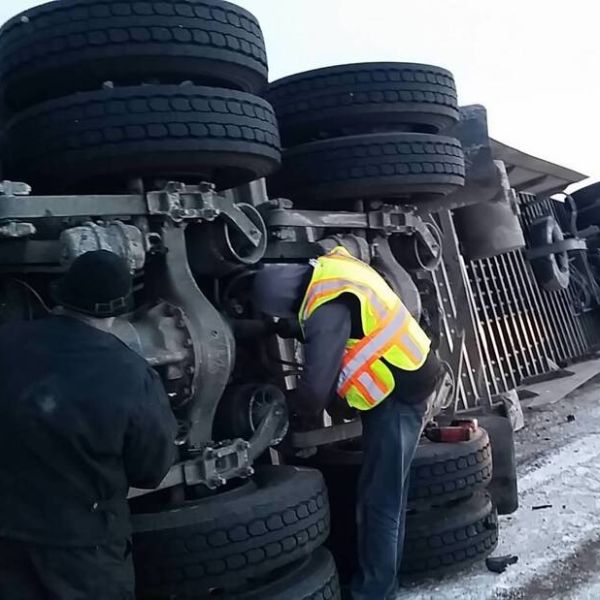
424, 418, 479, 443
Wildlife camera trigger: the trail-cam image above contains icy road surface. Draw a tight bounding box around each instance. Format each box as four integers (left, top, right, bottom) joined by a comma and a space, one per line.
400, 376, 600, 600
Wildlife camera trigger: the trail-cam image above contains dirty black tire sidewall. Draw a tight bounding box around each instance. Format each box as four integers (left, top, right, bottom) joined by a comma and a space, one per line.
0, 0, 269, 111
401, 490, 499, 577
222, 548, 341, 600
131, 466, 330, 598
409, 428, 493, 507
3, 85, 281, 193
307, 428, 493, 507
268, 133, 465, 207
269, 62, 459, 145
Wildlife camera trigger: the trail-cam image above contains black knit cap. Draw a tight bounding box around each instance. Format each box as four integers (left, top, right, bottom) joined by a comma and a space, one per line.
54, 250, 133, 317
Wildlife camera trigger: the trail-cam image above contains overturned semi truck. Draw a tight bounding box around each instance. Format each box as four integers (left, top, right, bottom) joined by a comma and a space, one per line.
0, 0, 594, 598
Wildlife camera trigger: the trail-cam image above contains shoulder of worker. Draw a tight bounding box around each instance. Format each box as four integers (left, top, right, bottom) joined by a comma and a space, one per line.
0, 314, 150, 371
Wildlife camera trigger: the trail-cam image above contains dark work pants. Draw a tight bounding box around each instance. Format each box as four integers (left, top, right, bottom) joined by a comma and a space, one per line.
0, 538, 134, 600
350, 393, 429, 600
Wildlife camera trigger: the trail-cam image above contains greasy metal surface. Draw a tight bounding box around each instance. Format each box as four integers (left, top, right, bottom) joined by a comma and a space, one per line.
153, 222, 235, 446
129, 438, 251, 497
265, 207, 368, 229
0, 222, 36, 239
0, 193, 146, 219
59, 221, 146, 271
265, 204, 438, 236
187, 203, 267, 276
147, 182, 262, 248
96, 302, 192, 368
227, 178, 269, 207
130, 396, 288, 497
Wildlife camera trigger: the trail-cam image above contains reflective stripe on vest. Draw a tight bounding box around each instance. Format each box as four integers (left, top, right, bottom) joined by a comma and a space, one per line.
303, 279, 388, 320
299, 247, 431, 411
337, 304, 409, 393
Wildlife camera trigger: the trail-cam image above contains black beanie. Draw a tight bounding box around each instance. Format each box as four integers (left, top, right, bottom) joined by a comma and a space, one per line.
54, 250, 133, 317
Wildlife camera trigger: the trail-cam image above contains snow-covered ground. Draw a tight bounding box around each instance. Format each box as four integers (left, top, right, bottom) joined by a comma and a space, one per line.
400, 376, 600, 600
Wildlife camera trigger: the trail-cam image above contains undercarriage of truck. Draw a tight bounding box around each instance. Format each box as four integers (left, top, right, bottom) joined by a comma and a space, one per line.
0, 1, 597, 598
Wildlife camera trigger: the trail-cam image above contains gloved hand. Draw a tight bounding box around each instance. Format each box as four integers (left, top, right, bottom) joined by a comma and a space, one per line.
274, 318, 304, 341
286, 390, 320, 431
327, 397, 357, 422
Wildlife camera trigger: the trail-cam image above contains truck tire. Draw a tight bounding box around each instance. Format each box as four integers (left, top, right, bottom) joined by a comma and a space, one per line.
4, 85, 281, 193
0, 0, 268, 111
307, 428, 493, 508
529, 216, 570, 292
300, 431, 492, 581
400, 491, 499, 576
410, 428, 493, 507
268, 133, 465, 206
572, 181, 600, 209
131, 466, 330, 598
215, 548, 341, 600
477, 415, 518, 515
269, 63, 459, 146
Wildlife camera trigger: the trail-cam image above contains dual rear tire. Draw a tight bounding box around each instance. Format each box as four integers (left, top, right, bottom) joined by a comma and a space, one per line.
0, 0, 281, 193
267, 62, 466, 208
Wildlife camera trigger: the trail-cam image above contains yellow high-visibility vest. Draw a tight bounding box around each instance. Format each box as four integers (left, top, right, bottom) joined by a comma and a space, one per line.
299, 247, 431, 411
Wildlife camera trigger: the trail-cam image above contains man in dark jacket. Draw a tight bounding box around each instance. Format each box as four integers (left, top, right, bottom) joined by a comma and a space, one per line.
0, 250, 178, 600
253, 251, 440, 600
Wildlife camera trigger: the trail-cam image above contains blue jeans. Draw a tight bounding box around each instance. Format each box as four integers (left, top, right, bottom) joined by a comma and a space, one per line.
351, 394, 428, 600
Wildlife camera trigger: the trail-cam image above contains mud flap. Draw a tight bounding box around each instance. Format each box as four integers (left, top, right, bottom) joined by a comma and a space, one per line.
478, 415, 519, 515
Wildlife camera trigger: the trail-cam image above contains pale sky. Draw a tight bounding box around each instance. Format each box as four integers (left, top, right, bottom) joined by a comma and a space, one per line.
2, 0, 599, 182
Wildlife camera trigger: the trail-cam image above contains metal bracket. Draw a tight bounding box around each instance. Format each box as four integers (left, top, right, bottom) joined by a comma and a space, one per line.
128, 438, 252, 497
128, 401, 288, 497
264, 206, 368, 229
247, 401, 288, 460
368, 207, 420, 234
184, 439, 253, 489
526, 238, 587, 260
0, 181, 31, 196
0, 221, 37, 239
264, 204, 434, 239
146, 182, 261, 248
290, 419, 363, 449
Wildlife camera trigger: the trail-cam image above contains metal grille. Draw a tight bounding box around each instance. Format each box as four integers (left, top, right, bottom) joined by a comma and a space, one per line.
432, 191, 594, 413
432, 212, 493, 412
461, 193, 589, 399
519, 192, 591, 358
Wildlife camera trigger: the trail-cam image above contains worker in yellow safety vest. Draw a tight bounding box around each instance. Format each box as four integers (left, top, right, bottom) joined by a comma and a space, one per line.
252, 247, 442, 600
